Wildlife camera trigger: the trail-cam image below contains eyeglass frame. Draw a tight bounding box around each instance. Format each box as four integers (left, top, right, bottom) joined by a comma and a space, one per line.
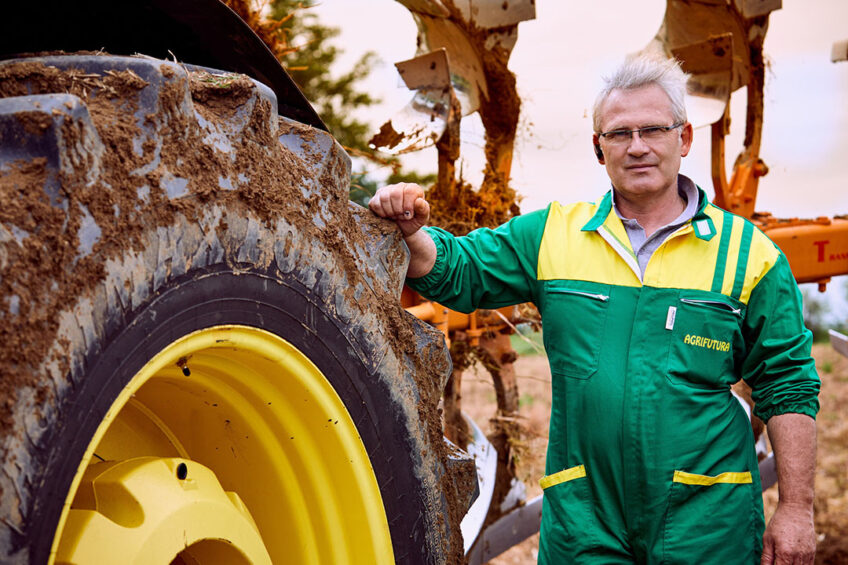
596, 122, 685, 145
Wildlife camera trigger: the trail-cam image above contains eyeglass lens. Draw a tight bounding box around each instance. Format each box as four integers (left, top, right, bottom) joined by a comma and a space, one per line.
603, 125, 679, 144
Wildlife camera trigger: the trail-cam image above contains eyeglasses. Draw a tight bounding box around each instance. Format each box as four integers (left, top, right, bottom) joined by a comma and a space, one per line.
597, 123, 684, 145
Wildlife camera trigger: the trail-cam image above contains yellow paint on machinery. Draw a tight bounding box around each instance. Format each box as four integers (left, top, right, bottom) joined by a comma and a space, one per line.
51, 326, 393, 565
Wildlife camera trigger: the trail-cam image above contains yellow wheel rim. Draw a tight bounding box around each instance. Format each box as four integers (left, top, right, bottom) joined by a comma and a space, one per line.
50, 325, 394, 564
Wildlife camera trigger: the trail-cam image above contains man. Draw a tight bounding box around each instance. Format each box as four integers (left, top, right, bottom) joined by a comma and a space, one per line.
369, 55, 819, 564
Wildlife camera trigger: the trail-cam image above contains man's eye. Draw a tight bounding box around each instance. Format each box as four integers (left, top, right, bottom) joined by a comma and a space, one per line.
639, 126, 665, 138
608, 130, 630, 141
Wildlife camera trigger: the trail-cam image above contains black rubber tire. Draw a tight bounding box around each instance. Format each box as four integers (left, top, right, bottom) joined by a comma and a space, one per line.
0, 54, 472, 564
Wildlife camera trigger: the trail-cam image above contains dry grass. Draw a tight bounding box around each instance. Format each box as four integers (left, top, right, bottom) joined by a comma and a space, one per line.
460, 343, 848, 564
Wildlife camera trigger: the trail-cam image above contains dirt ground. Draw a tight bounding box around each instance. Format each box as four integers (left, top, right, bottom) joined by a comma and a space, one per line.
461, 341, 848, 564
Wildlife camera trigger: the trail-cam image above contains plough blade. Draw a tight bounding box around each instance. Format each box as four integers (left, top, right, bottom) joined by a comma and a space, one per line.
670, 33, 734, 128
401, 11, 488, 115
369, 49, 452, 153
453, 0, 534, 28
738, 0, 782, 19
395, 0, 450, 18
396, 0, 535, 29
370, 0, 534, 153
831, 330, 848, 359
639, 0, 781, 127
396, 48, 452, 91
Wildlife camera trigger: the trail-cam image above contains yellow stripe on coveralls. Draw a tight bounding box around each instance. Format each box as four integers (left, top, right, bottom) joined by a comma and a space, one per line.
720, 214, 745, 296
672, 470, 752, 486
539, 465, 587, 490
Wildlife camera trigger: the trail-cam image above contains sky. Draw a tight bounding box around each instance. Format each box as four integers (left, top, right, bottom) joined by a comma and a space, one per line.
310, 0, 848, 318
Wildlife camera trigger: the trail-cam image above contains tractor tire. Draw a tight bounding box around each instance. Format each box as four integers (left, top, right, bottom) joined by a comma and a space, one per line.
0, 55, 474, 564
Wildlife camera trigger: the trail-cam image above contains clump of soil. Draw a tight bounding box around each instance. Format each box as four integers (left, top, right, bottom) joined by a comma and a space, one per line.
189, 71, 256, 114
15, 111, 53, 135
428, 178, 507, 236
369, 121, 406, 151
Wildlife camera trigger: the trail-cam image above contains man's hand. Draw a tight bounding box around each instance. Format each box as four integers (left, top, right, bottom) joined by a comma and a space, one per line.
760, 502, 816, 565
369, 183, 431, 238
369, 183, 437, 278
762, 413, 817, 564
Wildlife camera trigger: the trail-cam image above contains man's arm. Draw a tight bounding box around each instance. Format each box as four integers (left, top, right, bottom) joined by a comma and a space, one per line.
402, 229, 437, 279
368, 183, 545, 312
368, 183, 436, 278
739, 251, 820, 564
761, 413, 817, 565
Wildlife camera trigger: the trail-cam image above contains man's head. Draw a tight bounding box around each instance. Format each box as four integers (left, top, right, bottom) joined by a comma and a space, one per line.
592, 55, 693, 204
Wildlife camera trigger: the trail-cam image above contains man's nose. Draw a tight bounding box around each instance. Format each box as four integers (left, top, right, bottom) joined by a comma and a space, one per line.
626, 132, 650, 155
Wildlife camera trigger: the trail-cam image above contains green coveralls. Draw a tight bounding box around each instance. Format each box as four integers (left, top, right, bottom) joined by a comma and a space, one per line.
407, 189, 820, 564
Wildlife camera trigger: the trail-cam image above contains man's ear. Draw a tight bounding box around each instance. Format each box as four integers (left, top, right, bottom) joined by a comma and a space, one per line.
680, 122, 694, 157
592, 134, 605, 164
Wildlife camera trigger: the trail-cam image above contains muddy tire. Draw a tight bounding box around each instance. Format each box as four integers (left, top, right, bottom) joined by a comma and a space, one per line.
0, 55, 474, 564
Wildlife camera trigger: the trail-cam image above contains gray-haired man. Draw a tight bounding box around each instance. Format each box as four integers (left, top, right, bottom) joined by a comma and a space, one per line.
370, 55, 819, 564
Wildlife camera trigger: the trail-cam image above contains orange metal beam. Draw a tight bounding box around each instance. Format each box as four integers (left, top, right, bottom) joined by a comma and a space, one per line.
757, 216, 848, 286
402, 286, 516, 347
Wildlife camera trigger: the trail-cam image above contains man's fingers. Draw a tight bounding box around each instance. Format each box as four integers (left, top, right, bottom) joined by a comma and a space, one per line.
368, 191, 385, 216
380, 188, 397, 217
761, 536, 775, 565
402, 186, 421, 219
774, 552, 791, 565
412, 196, 430, 224
390, 186, 405, 219
369, 187, 393, 217
761, 504, 817, 565
380, 188, 403, 219
769, 541, 812, 565
369, 184, 429, 236
369, 183, 425, 219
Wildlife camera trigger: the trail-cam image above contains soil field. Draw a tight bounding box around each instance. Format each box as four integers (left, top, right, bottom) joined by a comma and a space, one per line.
461, 341, 848, 564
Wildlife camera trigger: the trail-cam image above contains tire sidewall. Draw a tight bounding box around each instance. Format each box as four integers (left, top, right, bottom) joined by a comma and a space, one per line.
30, 263, 440, 564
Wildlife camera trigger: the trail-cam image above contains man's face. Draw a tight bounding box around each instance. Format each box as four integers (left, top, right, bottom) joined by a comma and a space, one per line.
593, 84, 693, 202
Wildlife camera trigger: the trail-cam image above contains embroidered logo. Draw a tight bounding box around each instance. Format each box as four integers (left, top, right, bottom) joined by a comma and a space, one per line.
683, 334, 731, 352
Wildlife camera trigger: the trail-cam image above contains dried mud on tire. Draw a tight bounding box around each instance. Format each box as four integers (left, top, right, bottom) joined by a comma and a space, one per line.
0, 54, 470, 564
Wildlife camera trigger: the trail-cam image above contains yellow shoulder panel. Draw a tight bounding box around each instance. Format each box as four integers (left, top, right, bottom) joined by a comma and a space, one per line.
644, 205, 728, 292
537, 200, 780, 302
644, 205, 780, 304
537, 202, 640, 286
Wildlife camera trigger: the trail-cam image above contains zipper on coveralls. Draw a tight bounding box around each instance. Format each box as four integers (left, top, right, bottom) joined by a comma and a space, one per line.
549, 288, 610, 302
679, 298, 742, 317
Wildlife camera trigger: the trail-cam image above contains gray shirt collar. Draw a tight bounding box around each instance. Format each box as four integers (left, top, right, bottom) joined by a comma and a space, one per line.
610, 174, 700, 277
611, 174, 699, 229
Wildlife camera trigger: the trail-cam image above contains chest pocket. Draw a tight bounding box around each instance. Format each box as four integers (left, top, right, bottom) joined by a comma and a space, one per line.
666, 291, 745, 389
542, 281, 611, 380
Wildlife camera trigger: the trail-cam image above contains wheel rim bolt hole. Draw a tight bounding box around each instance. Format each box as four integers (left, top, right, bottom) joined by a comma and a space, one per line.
177, 462, 188, 480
